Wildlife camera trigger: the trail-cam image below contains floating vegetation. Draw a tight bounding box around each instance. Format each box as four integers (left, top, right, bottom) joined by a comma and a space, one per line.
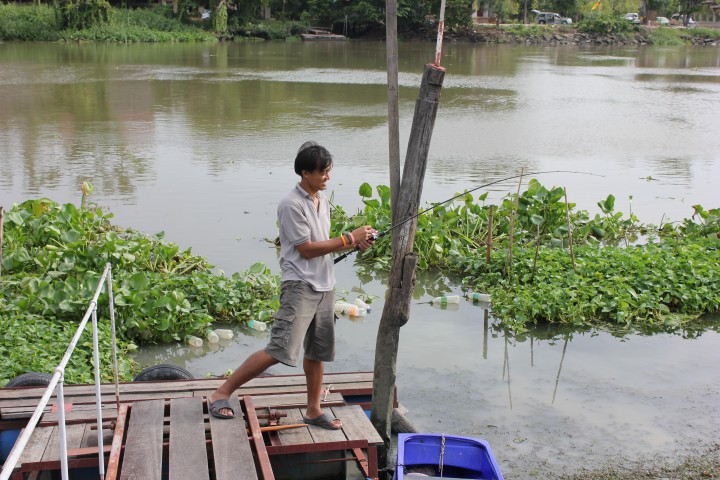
0, 198, 279, 384
332, 180, 720, 333
1, 181, 718, 383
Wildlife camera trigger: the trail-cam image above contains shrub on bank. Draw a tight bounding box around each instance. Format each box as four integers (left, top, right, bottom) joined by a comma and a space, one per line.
648, 26, 687, 45
0, 4, 215, 42
577, 14, 635, 34
0, 4, 61, 41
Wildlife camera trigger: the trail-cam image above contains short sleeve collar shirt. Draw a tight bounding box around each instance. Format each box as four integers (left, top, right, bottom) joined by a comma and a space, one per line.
277, 183, 334, 291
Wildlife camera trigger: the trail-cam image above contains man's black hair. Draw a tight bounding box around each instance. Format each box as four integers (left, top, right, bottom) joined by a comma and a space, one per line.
294, 141, 333, 176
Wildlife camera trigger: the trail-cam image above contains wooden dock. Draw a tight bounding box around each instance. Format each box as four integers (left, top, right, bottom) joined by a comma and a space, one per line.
0, 372, 389, 479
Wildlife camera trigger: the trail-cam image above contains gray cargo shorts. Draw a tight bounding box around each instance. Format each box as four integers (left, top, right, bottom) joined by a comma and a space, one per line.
265, 280, 335, 367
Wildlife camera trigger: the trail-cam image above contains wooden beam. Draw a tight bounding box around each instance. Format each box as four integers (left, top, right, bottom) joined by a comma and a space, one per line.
372, 63, 445, 477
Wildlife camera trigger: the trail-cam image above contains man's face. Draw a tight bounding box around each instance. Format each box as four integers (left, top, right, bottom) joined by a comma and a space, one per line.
303, 165, 332, 192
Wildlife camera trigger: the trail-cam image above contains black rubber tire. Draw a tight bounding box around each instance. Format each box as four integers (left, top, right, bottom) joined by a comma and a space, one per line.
133, 364, 194, 382
5, 372, 53, 387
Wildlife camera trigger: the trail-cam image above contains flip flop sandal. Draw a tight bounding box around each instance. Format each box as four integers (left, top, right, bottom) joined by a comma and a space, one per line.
208, 398, 235, 419
303, 412, 342, 430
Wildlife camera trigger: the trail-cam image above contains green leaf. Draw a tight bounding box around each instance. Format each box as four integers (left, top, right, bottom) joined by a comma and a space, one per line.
358, 182, 373, 198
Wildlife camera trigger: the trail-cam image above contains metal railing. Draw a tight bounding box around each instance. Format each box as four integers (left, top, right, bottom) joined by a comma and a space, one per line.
1, 263, 120, 480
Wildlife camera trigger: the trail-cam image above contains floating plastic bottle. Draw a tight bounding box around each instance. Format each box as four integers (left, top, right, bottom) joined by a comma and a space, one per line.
353, 297, 370, 312
346, 305, 367, 317
248, 320, 267, 331
207, 330, 219, 344
334, 301, 353, 314
187, 335, 203, 347
215, 329, 234, 340
334, 302, 367, 316
465, 291, 492, 303
430, 295, 460, 305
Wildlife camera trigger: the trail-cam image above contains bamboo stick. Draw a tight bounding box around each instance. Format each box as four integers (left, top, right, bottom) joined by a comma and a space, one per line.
564, 187, 576, 271
505, 169, 524, 281
531, 223, 540, 283
486, 205, 494, 266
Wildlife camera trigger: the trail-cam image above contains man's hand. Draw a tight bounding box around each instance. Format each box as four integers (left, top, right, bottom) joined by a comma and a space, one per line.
350, 226, 377, 251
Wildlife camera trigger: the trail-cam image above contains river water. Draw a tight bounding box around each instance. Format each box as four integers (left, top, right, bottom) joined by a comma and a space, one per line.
1, 41, 719, 477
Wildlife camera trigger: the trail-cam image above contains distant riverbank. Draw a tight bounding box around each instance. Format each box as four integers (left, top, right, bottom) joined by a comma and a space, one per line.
399, 23, 720, 46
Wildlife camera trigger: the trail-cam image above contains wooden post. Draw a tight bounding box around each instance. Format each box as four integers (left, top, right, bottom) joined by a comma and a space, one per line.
372, 63, 445, 477
386, 0, 401, 223
504, 169, 524, 281
564, 187, 576, 271
485, 205, 494, 266
0, 206, 3, 279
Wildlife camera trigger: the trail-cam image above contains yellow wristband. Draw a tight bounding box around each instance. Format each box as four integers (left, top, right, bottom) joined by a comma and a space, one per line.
340, 235, 347, 247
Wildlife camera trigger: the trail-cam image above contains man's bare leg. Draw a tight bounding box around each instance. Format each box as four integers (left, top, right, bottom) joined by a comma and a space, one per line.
303, 357, 342, 428
209, 349, 278, 417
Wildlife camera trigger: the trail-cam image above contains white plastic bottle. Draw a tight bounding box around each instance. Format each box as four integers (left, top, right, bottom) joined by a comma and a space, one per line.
248, 320, 267, 331
207, 330, 219, 344
215, 329, 234, 340
431, 295, 460, 305
353, 297, 370, 312
334, 301, 354, 314
465, 291, 492, 303
345, 305, 367, 317
187, 335, 203, 347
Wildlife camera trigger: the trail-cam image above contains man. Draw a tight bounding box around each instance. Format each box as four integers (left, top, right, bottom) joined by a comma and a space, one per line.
208, 141, 376, 429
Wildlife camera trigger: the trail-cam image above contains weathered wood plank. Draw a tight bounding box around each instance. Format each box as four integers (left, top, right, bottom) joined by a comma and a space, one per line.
193, 391, 345, 409
120, 400, 165, 480
17, 426, 53, 466
39, 423, 86, 461
208, 396, 258, 480
276, 408, 313, 445
304, 409, 346, 444
0, 372, 373, 401
169, 397, 209, 480
331, 405, 383, 445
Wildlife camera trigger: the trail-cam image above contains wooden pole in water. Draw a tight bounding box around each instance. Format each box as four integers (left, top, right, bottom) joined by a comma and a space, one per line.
505, 169, 524, 281
564, 187, 576, 271
0, 206, 3, 279
486, 205, 494, 266
386, 0, 401, 224
371, 63, 445, 477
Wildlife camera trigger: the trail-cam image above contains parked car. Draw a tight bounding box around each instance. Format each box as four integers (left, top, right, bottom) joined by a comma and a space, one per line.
531, 10, 573, 24
671, 13, 695, 26
656, 16, 670, 26
623, 13, 641, 24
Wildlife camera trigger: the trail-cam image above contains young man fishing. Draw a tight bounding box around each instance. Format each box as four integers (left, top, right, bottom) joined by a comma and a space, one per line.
208, 141, 376, 429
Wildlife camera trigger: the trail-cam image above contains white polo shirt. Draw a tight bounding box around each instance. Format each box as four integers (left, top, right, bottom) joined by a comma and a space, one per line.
277, 183, 334, 292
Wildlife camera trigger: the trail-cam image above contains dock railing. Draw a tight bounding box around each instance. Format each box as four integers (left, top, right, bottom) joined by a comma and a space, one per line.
0, 262, 120, 480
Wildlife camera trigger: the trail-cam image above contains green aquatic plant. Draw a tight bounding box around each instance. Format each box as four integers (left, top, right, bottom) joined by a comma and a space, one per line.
332, 181, 719, 331
0, 198, 279, 384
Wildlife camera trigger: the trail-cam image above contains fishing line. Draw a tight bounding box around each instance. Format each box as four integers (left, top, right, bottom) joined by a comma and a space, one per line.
334, 169, 602, 264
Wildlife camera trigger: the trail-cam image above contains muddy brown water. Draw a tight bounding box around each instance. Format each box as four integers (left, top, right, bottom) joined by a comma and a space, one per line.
1, 41, 719, 477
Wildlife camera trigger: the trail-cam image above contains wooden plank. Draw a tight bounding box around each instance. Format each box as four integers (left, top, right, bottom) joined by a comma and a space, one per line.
0, 372, 374, 402
17, 426, 53, 466
169, 397, 209, 480
120, 400, 165, 480
80, 426, 113, 448
39, 423, 86, 461
331, 405, 383, 446
208, 396, 258, 480
305, 410, 346, 444
275, 408, 313, 445
193, 391, 345, 409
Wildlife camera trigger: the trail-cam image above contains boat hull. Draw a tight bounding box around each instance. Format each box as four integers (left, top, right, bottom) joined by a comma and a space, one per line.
395, 433, 504, 480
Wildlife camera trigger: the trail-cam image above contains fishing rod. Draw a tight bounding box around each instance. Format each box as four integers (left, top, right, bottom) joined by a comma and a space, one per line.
334, 169, 601, 264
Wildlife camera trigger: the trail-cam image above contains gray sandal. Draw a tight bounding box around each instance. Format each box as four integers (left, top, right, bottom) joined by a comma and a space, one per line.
303, 412, 342, 430
209, 398, 235, 419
